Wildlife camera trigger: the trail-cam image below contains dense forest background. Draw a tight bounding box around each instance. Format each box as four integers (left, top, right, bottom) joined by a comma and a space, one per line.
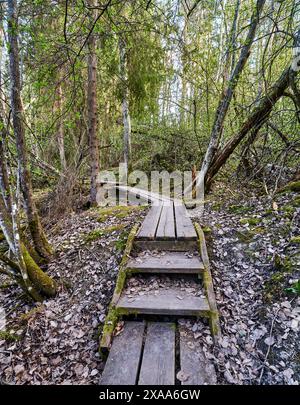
0, 0, 299, 386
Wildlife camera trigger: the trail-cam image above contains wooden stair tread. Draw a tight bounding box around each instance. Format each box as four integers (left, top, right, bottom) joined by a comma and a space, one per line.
116, 288, 210, 316
127, 252, 204, 274
138, 323, 175, 385
100, 322, 145, 385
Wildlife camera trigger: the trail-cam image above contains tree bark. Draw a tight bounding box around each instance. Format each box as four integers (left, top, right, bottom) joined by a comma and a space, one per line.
87, 0, 100, 206
7, 0, 52, 260
205, 65, 298, 186
55, 81, 67, 171
119, 37, 131, 172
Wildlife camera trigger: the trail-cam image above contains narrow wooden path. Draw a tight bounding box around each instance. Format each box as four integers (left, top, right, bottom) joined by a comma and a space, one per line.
99, 201, 220, 385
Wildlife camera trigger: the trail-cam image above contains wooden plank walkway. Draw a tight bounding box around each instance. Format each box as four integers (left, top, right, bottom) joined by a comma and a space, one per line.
138, 323, 175, 385
136, 201, 197, 243
100, 322, 145, 385
100, 199, 220, 385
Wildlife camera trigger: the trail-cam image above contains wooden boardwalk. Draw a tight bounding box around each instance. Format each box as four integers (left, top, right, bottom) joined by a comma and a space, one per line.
99, 201, 220, 385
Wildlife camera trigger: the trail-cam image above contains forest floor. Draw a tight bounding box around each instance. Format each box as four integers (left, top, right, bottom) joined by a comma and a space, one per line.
0, 184, 299, 385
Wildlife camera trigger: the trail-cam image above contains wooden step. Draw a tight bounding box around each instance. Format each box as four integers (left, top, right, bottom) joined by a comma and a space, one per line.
134, 240, 198, 251
138, 323, 175, 385
127, 252, 204, 274
116, 288, 210, 317
100, 322, 145, 385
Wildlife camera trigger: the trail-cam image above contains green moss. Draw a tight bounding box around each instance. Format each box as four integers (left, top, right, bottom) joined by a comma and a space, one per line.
202, 226, 212, 233
280, 180, 300, 193
97, 205, 146, 223
228, 205, 251, 214
290, 236, 300, 244
115, 230, 130, 251
237, 229, 261, 243
292, 197, 300, 207
239, 217, 261, 226
85, 224, 126, 242
21, 244, 57, 298
0, 231, 4, 242
211, 202, 222, 211
0, 331, 21, 342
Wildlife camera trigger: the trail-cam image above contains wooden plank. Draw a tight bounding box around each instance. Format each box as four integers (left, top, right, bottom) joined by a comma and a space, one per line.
156, 203, 175, 240
179, 326, 217, 385
134, 240, 198, 251
100, 322, 145, 385
137, 205, 163, 240
127, 252, 204, 274
117, 289, 210, 317
174, 203, 197, 240
139, 323, 175, 385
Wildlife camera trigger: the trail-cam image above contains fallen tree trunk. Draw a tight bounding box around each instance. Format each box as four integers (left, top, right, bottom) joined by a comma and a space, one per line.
205, 65, 298, 187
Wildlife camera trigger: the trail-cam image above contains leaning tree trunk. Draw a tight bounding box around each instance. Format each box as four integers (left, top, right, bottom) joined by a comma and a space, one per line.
7, 0, 52, 260
205, 65, 299, 187
119, 37, 131, 173
87, 0, 100, 206
191, 0, 266, 198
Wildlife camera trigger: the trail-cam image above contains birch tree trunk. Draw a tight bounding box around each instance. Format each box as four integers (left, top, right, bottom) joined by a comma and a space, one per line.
87, 0, 100, 206
119, 37, 131, 173
7, 0, 52, 260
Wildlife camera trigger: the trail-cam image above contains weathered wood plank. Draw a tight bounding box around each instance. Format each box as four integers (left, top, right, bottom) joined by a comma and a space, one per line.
156, 203, 175, 240
179, 326, 217, 385
137, 205, 163, 240
139, 323, 175, 385
174, 203, 197, 240
134, 240, 198, 251
117, 289, 210, 317
100, 322, 145, 385
127, 252, 204, 274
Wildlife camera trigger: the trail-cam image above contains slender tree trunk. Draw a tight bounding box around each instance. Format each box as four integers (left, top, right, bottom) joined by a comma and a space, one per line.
87, 0, 100, 205
223, 0, 241, 86
205, 65, 298, 186
56, 81, 67, 171
196, 0, 266, 191
7, 0, 52, 260
119, 37, 131, 172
